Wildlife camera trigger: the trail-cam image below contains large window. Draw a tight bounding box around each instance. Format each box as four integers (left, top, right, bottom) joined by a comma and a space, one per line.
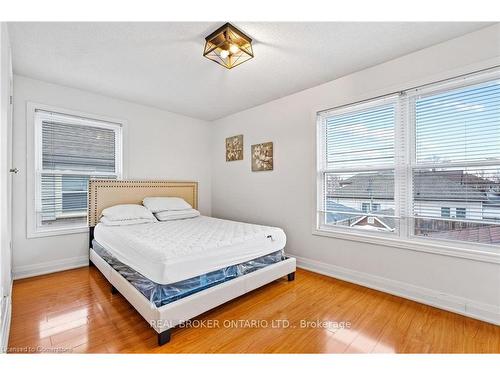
317, 96, 397, 233
32, 109, 123, 235
316, 69, 500, 253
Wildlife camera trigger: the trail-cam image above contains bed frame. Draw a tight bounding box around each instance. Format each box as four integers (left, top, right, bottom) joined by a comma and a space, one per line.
87, 180, 296, 346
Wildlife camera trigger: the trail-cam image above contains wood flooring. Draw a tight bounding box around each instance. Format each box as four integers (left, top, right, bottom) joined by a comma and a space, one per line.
7, 266, 500, 353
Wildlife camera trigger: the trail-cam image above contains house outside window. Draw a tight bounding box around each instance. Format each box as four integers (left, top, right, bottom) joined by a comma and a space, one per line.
316, 69, 500, 254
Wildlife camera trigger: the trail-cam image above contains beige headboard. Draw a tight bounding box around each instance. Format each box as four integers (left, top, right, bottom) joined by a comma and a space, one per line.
88, 180, 198, 227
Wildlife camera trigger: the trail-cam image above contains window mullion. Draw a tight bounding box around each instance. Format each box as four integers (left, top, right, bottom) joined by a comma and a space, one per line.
320, 165, 395, 174
406, 95, 417, 240
394, 93, 407, 239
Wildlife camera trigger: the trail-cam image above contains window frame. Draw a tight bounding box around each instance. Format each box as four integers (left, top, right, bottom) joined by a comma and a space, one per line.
316, 95, 400, 240
313, 68, 500, 264
440, 207, 451, 218
27, 102, 127, 238
406, 71, 500, 249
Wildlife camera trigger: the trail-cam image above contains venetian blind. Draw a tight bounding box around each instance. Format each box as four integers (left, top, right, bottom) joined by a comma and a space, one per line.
319, 97, 397, 232
36, 110, 122, 230
411, 79, 500, 244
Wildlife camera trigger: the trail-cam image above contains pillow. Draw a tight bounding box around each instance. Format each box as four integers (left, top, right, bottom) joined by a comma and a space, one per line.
101, 204, 156, 221
99, 217, 156, 226
155, 209, 200, 221
143, 197, 192, 213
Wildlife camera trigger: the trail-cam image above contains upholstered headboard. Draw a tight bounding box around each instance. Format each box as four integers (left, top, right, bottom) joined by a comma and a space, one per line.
88, 180, 198, 227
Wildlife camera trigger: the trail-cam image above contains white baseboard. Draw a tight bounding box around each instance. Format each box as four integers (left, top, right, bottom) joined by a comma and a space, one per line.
13, 256, 89, 280
290, 254, 500, 326
1, 287, 12, 353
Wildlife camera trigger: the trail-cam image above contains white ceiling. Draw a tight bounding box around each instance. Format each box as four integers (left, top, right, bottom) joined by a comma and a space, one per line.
8, 22, 493, 121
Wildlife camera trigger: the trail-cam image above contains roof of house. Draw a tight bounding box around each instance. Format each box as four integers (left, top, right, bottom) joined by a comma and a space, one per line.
327, 172, 394, 200
429, 225, 500, 244
325, 200, 396, 229
327, 170, 500, 202
368, 208, 396, 229
325, 201, 363, 222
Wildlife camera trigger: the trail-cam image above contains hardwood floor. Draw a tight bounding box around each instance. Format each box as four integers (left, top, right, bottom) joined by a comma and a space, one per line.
7, 266, 500, 353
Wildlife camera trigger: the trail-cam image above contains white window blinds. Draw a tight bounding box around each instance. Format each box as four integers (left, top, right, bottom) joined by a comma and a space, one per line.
325, 102, 395, 169
316, 68, 500, 251
42, 121, 117, 172
411, 79, 500, 245
318, 97, 398, 233
35, 110, 122, 232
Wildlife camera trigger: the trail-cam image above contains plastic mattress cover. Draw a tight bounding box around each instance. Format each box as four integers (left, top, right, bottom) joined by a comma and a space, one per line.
92, 240, 285, 307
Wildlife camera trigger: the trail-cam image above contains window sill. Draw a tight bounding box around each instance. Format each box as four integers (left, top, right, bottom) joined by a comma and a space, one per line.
312, 227, 500, 264
27, 226, 88, 239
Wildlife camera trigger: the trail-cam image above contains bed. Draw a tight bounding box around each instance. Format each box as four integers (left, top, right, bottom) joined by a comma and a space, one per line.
88, 180, 296, 346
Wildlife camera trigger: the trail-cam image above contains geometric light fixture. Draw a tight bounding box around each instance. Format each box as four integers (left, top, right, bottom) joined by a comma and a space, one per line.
203, 23, 254, 69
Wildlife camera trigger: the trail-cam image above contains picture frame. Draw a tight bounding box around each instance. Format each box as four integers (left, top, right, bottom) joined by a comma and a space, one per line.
251, 142, 273, 171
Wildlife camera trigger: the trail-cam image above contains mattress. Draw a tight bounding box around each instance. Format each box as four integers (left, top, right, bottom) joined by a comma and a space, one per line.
92, 240, 285, 307
93, 216, 287, 284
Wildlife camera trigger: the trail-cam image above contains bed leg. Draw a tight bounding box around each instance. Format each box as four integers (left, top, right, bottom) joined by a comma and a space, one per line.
111, 285, 119, 295
158, 330, 171, 346
287, 272, 295, 281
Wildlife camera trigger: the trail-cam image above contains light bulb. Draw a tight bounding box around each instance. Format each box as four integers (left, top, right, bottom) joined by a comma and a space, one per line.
220, 49, 229, 59
229, 44, 239, 54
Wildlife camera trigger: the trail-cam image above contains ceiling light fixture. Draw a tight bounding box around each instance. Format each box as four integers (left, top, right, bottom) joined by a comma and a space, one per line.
203, 23, 254, 69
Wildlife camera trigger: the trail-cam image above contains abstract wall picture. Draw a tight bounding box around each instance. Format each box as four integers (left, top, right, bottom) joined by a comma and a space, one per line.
225, 135, 244, 161
251, 142, 273, 171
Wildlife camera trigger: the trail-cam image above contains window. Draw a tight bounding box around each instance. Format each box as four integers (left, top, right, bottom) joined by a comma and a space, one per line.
316, 69, 500, 253
362, 202, 381, 213
32, 109, 123, 235
317, 96, 397, 233
440, 207, 450, 218
456, 208, 466, 219
412, 78, 500, 246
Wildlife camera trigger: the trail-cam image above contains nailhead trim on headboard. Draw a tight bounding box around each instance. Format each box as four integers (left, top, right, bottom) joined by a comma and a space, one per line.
87, 180, 198, 227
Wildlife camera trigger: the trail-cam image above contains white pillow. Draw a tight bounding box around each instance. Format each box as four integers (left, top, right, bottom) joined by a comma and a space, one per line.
101, 204, 156, 221
99, 217, 156, 226
143, 197, 192, 213
155, 209, 200, 221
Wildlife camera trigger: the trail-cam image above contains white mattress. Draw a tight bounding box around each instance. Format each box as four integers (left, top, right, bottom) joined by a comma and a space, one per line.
93, 216, 286, 284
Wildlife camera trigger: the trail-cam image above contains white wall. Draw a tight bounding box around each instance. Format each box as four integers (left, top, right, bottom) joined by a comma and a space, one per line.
12, 75, 212, 278
211, 25, 500, 324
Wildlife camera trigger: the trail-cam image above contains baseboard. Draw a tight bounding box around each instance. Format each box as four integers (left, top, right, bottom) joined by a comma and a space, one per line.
0, 286, 12, 353
13, 256, 89, 280
290, 254, 500, 326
